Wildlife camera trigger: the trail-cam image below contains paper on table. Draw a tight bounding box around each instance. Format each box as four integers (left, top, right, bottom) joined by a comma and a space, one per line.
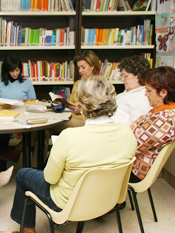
0, 98, 24, 106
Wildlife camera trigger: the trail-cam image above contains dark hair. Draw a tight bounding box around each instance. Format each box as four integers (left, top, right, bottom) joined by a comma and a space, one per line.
118, 55, 150, 85
73, 50, 101, 75
1, 55, 24, 85
143, 66, 175, 104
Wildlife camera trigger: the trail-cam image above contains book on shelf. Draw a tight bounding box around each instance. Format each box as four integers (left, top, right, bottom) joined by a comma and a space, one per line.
81, 22, 153, 46
0, 0, 74, 11
52, 86, 71, 99
22, 60, 74, 81
132, 0, 152, 11
0, 17, 74, 47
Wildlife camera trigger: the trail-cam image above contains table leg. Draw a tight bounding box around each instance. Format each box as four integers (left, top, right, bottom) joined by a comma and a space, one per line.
37, 130, 45, 170
22, 132, 31, 168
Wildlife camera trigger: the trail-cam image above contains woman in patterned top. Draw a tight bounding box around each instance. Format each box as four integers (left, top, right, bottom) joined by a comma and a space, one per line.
130, 66, 175, 182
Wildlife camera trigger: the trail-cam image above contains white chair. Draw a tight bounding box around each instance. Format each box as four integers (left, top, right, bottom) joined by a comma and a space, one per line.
20, 158, 135, 233
128, 141, 175, 233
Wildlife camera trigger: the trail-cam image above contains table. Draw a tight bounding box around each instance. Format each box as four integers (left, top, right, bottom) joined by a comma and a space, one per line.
0, 103, 71, 169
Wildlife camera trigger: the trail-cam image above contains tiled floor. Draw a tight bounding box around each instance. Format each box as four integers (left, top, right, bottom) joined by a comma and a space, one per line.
1, 160, 175, 233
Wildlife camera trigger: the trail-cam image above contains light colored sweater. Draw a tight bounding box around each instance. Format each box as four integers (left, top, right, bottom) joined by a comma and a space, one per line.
68, 79, 82, 119
44, 120, 137, 209
0, 78, 36, 99
111, 86, 151, 125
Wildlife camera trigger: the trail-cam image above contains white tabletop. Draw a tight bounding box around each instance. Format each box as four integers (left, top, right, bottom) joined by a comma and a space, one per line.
0, 103, 72, 134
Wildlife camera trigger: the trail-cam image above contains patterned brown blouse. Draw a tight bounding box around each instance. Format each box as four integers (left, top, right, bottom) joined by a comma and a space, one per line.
131, 103, 175, 180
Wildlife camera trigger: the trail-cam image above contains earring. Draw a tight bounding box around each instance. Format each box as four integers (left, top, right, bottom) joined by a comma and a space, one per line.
80, 110, 83, 115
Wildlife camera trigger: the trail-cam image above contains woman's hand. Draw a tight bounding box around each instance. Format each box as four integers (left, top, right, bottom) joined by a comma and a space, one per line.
68, 102, 81, 114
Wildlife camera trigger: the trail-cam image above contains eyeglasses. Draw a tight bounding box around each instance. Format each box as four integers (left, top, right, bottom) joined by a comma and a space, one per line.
145, 89, 156, 94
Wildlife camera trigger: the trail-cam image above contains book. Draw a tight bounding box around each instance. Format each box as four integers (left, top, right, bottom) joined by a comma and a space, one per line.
22, 99, 38, 105
0, 109, 19, 118
0, 98, 24, 106
132, 0, 151, 11
0, 104, 12, 109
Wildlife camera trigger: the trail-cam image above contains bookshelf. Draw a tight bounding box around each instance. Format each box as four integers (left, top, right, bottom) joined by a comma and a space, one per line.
0, 0, 78, 99
80, 2, 156, 93
0, 0, 156, 98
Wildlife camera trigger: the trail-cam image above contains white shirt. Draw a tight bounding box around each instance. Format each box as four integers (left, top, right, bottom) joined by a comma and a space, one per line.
111, 86, 152, 125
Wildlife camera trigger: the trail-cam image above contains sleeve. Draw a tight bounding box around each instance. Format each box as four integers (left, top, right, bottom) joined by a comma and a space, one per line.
68, 80, 79, 105
44, 130, 69, 184
25, 79, 36, 99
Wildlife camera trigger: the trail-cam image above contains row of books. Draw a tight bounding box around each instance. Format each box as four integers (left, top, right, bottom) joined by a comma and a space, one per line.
99, 60, 121, 81
82, 0, 132, 12
81, 19, 153, 46
0, 0, 74, 12
82, 0, 152, 11
0, 18, 75, 46
21, 60, 74, 81
99, 53, 153, 81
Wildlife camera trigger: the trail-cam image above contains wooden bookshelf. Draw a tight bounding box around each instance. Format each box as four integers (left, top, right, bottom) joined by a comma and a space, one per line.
0, 0, 156, 97
79, 2, 156, 92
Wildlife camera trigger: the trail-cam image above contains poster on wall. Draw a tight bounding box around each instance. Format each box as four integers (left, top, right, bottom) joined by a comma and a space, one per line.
157, 0, 171, 13
156, 54, 174, 67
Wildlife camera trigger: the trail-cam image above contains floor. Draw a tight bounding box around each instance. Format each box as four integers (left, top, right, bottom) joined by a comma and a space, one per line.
0, 159, 175, 233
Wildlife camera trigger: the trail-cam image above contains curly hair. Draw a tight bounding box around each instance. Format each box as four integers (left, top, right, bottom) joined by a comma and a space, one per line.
76, 75, 117, 118
143, 66, 175, 104
1, 55, 24, 86
73, 50, 101, 75
118, 55, 150, 85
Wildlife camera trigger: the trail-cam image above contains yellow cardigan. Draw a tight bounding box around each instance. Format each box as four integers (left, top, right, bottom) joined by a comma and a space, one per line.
68, 79, 82, 119
44, 122, 137, 209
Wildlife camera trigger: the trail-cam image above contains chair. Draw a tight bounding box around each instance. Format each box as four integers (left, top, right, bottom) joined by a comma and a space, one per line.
128, 141, 175, 233
20, 157, 135, 233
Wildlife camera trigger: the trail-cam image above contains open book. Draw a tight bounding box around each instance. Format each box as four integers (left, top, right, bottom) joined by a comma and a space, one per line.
0, 98, 24, 106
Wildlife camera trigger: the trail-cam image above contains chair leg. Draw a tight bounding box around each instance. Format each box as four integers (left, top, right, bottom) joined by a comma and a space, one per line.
20, 197, 29, 233
115, 204, 123, 233
128, 185, 145, 233
128, 189, 135, 210
76, 221, 85, 233
147, 188, 158, 222
20, 196, 55, 233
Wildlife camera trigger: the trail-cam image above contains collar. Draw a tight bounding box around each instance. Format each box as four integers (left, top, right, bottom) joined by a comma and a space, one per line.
85, 116, 113, 126
153, 103, 175, 113
124, 86, 145, 94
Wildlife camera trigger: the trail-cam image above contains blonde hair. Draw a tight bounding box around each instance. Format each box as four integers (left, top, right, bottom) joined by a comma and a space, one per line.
77, 75, 117, 118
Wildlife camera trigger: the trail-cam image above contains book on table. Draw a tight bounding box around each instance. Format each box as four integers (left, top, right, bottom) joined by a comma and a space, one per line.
0, 109, 20, 121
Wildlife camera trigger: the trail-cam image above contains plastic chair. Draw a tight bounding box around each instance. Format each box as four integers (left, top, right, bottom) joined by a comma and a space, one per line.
20, 157, 135, 233
128, 141, 175, 233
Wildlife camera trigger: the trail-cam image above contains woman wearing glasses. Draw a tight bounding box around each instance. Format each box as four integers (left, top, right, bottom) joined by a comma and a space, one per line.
112, 55, 151, 125
130, 66, 175, 182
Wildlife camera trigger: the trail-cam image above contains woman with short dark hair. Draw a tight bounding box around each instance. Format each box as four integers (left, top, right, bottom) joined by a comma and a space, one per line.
130, 66, 175, 182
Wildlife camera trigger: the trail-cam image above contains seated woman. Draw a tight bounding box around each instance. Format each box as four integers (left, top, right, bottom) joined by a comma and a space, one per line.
111, 55, 152, 125
10, 76, 137, 233
0, 55, 36, 163
130, 66, 175, 182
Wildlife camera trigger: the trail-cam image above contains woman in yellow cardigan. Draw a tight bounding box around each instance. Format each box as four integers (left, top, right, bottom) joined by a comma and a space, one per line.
11, 76, 137, 233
